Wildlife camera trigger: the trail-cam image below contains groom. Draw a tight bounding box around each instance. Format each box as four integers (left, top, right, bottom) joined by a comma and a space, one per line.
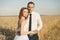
27, 2, 43, 40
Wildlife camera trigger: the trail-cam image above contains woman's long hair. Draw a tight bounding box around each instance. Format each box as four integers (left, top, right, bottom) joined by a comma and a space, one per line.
19, 7, 28, 20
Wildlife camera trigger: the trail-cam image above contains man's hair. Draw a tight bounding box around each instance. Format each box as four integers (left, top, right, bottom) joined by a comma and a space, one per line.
27, 2, 35, 7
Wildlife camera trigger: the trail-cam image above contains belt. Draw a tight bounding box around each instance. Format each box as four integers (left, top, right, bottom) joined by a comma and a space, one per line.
28, 33, 38, 36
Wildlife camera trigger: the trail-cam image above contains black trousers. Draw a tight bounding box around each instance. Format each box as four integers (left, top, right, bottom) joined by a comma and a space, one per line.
28, 34, 38, 40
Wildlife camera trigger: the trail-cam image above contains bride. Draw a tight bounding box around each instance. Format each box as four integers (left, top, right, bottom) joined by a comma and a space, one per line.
14, 7, 34, 40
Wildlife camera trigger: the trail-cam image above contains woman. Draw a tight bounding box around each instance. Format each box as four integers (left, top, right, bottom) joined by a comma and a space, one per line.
14, 7, 34, 40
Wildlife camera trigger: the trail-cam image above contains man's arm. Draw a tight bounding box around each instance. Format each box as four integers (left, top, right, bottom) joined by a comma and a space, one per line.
37, 13, 43, 31
32, 13, 43, 34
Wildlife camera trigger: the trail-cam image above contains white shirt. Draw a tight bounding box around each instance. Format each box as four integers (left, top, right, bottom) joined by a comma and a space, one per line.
24, 11, 43, 32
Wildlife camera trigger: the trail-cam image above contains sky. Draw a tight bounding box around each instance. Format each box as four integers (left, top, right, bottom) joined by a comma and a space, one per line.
0, 0, 60, 16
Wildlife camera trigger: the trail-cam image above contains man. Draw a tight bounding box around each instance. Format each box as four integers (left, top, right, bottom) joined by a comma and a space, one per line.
27, 2, 43, 40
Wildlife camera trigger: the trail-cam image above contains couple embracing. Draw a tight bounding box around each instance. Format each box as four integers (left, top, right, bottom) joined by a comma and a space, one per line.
14, 2, 43, 40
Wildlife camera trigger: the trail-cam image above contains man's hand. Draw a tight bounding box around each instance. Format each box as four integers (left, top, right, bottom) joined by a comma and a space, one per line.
33, 30, 38, 33
31, 30, 38, 34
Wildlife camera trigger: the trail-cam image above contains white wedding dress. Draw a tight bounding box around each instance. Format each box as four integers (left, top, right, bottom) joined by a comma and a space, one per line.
14, 19, 29, 40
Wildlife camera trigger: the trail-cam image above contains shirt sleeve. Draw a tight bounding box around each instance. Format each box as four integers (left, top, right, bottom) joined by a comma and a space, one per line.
37, 13, 43, 31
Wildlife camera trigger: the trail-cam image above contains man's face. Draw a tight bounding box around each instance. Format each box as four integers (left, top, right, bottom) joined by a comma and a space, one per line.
28, 4, 34, 13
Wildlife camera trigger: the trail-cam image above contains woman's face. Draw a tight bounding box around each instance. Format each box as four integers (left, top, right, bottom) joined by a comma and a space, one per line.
23, 9, 28, 17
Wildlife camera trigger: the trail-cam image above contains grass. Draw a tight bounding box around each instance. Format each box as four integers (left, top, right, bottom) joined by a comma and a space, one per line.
0, 16, 60, 40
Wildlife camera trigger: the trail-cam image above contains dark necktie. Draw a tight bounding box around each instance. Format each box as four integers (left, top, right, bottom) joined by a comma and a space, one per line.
29, 14, 32, 31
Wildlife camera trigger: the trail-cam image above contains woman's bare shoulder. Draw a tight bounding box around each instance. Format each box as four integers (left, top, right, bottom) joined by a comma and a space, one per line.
20, 16, 25, 22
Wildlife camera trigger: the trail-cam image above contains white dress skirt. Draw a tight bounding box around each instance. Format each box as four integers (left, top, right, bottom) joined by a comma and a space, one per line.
14, 27, 29, 40
14, 35, 29, 40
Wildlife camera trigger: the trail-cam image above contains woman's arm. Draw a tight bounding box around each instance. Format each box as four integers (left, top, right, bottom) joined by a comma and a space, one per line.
20, 17, 33, 35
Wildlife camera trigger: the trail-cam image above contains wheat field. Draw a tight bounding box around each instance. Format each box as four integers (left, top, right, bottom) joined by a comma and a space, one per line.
0, 16, 60, 40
